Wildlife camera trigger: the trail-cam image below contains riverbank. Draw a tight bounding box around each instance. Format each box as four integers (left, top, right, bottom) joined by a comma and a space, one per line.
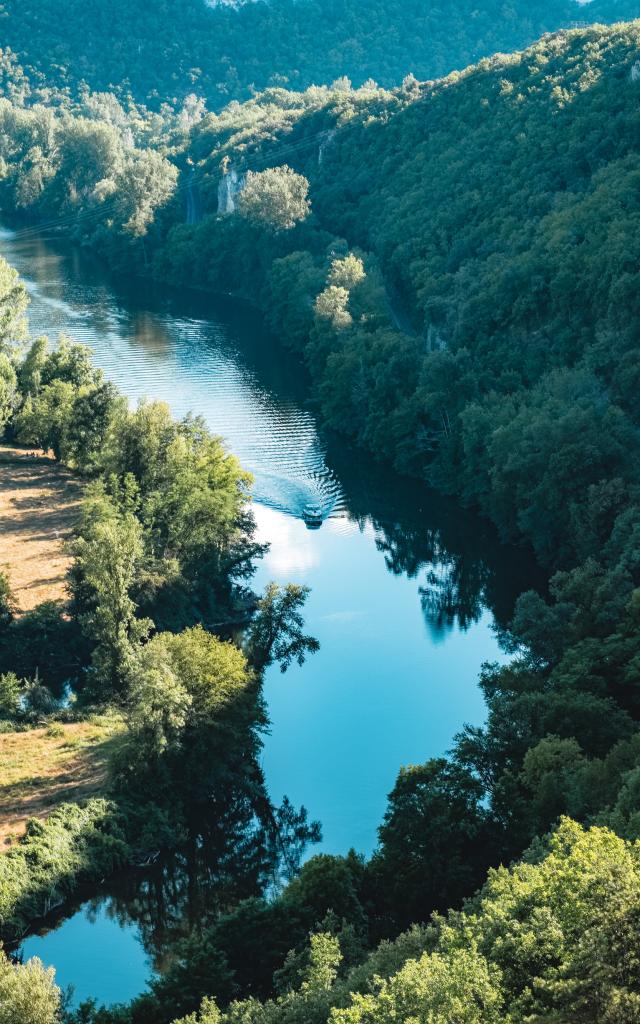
0, 797, 130, 944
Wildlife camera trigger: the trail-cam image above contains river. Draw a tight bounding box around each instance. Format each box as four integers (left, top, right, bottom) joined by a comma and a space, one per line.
0, 229, 540, 1007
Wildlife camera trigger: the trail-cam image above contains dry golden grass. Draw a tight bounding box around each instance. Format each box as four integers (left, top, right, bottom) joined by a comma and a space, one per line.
0, 444, 83, 611
0, 715, 125, 849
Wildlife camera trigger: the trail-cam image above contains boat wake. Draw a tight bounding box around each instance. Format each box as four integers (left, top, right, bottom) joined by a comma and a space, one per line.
250, 466, 345, 527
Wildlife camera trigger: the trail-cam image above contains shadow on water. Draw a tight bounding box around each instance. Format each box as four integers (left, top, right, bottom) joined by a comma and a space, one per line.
16, 849, 241, 1007
322, 434, 546, 640
17, 798, 314, 1008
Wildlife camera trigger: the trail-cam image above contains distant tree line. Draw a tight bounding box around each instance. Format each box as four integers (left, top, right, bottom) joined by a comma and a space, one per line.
0, 0, 630, 109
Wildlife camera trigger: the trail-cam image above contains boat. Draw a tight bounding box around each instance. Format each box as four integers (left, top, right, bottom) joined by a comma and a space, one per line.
302, 504, 323, 529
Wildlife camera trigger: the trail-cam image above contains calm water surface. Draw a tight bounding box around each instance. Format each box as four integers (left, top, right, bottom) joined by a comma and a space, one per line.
2, 230, 539, 1006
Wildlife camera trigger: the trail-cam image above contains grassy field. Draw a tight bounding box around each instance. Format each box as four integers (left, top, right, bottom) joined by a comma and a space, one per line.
0, 714, 125, 849
0, 444, 83, 611
0, 450, 124, 849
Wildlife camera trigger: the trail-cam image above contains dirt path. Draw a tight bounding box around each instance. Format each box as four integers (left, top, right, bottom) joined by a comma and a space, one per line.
0, 445, 83, 611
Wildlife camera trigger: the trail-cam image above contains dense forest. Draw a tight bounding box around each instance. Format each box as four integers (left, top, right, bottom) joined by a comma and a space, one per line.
5, 9, 640, 1024
0, 0, 638, 108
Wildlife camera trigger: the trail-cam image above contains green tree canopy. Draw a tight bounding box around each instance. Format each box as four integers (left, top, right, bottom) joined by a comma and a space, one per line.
238, 167, 310, 232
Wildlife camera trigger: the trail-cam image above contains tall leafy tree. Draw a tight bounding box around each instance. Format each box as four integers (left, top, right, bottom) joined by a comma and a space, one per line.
238, 167, 310, 232
73, 492, 151, 697
0, 952, 60, 1024
0, 257, 27, 351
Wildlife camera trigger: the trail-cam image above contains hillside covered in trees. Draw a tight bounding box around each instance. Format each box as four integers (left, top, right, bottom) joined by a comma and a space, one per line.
0, 0, 638, 108
154, 21, 640, 565
6, 9, 640, 1024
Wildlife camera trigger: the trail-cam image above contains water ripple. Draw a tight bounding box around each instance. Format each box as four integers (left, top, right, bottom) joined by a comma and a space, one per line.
2, 231, 345, 525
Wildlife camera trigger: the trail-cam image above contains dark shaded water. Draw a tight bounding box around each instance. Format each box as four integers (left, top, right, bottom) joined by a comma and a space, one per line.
1, 229, 541, 1006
